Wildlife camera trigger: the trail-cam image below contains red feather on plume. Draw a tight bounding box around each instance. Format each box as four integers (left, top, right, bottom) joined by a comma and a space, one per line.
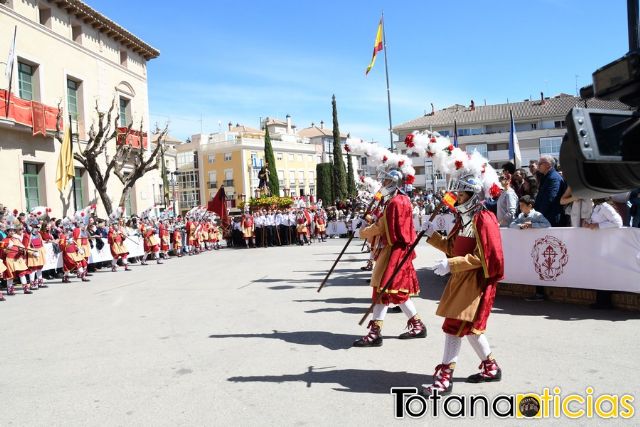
430, 137, 437, 143
404, 134, 415, 148
359, 175, 365, 183
398, 160, 405, 167
446, 144, 454, 153
80, 212, 85, 217
455, 160, 464, 170
489, 183, 502, 199
382, 155, 388, 163
405, 175, 415, 185
344, 144, 351, 153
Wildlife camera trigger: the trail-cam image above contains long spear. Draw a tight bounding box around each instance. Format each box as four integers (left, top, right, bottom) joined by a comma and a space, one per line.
358, 194, 456, 325
316, 195, 381, 293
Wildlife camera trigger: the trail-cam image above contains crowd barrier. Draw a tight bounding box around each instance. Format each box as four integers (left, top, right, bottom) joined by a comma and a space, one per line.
37, 225, 640, 293
500, 227, 640, 292
42, 236, 145, 271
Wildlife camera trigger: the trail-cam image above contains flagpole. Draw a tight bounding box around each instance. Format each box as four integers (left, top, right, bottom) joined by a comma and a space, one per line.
381, 12, 394, 151
5, 26, 17, 118
69, 114, 78, 212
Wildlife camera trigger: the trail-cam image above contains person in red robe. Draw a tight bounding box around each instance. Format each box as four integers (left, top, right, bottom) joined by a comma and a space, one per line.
314, 208, 327, 242
241, 213, 255, 248
172, 222, 183, 257
108, 219, 130, 272
1, 223, 32, 296
25, 218, 48, 289
420, 173, 504, 396
354, 169, 425, 347
159, 220, 171, 259
141, 220, 162, 265
73, 224, 92, 274
186, 217, 197, 255
59, 228, 90, 283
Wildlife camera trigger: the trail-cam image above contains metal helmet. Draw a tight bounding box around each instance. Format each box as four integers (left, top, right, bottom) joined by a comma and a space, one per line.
377, 168, 404, 197
448, 173, 483, 194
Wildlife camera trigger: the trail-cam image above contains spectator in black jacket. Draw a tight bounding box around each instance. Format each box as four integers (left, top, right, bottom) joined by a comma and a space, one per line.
534, 155, 566, 227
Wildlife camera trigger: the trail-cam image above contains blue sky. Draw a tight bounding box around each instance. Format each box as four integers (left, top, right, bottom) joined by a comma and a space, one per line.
88, 0, 628, 144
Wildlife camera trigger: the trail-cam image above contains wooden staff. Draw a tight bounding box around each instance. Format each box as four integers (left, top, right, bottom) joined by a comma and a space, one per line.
316, 196, 380, 293
358, 199, 451, 325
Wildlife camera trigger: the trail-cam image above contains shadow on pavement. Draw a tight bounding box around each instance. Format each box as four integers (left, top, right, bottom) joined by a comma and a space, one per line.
268, 285, 316, 290
294, 297, 371, 305
415, 267, 640, 322
305, 307, 364, 314
208, 330, 355, 350
228, 366, 469, 394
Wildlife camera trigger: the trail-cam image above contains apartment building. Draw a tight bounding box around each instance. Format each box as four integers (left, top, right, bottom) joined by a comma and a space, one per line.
394, 94, 631, 191
0, 0, 159, 217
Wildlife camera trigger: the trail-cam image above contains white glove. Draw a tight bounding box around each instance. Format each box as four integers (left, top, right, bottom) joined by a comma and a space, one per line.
7, 241, 14, 249
433, 258, 450, 276
421, 220, 436, 237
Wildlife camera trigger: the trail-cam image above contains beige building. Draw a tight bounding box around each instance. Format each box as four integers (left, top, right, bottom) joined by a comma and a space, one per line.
0, 0, 159, 218
394, 94, 631, 191
198, 118, 319, 208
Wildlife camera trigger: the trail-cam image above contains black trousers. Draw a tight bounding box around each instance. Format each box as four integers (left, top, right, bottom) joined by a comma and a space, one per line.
255, 227, 265, 247
279, 225, 289, 245
266, 226, 275, 246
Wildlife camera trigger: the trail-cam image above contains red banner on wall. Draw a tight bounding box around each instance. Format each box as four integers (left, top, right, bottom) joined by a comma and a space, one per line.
31, 101, 46, 136
0, 89, 61, 135
116, 127, 148, 149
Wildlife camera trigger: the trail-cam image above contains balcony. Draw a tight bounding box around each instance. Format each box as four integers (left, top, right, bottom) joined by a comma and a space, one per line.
0, 89, 60, 136
223, 179, 234, 187
208, 181, 217, 189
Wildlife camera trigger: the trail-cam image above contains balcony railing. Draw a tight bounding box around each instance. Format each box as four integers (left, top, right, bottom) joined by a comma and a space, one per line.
208, 181, 217, 189
223, 179, 234, 187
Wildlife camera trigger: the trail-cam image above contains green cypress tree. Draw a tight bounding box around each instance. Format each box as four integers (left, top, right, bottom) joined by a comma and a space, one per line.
263, 126, 280, 196
316, 163, 333, 205
331, 94, 347, 201
346, 153, 356, 197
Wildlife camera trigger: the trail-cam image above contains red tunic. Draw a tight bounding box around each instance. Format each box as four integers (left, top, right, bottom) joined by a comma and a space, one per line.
441, 210, 504, 336
173, 229, 183, 248
372, 193, 420, 305
59, 236, 86, 272
159, 224, 170, 251
187, 221, 196, 245
143, 226, 160, 252
108, 227, 129, 258
2, 236, 30, 279
73, 227, 92, 260
25, 232, 46, 269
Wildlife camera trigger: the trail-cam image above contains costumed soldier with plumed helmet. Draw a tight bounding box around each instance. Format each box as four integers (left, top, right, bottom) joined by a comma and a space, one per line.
108, 208, 131, 272
354, 168, 426, 347
59, 218, 90, 283
403, 129, 505, 397
1, 214, 33, 297
25, 207, 51, 290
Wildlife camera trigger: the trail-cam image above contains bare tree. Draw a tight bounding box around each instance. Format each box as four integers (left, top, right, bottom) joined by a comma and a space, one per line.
56, 99, 168, 215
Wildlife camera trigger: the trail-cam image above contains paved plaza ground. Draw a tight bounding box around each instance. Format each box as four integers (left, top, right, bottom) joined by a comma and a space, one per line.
1, 239, 638, 426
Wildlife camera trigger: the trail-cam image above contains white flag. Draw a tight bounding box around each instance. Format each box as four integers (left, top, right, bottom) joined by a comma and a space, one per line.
5, 26, 17, 84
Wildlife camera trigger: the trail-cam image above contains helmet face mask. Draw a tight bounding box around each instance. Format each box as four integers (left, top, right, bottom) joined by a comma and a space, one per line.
447, 173, 483, 195
377, 168, 404, 197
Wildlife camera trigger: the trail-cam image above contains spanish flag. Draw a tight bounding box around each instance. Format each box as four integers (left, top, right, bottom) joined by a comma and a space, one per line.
55, 121, 75, 192
441, 192, 458, 211
365, 18, 384, 75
